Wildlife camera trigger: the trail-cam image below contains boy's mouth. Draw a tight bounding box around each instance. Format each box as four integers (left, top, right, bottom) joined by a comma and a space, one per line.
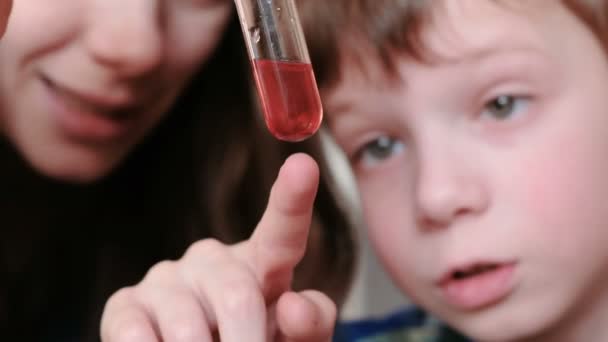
437, 261, 518, 310
451, 263, 500, 280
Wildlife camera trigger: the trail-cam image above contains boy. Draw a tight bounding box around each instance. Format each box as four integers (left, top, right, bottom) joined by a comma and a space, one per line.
300, 0, 608, 341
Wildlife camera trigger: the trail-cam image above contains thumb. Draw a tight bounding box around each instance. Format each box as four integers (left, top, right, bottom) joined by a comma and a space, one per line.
244, 153, 320, 298
276, 290, 337, 342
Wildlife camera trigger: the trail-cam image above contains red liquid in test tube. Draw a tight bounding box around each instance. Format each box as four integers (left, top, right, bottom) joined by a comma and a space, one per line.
252, 59, 322, 142
235, 0, 323, 142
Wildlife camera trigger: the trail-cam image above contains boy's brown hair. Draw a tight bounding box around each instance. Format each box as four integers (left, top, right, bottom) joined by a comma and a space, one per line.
298, 0, 608, 91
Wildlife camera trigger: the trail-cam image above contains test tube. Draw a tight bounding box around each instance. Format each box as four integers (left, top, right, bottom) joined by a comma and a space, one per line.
234, 0, 323, 142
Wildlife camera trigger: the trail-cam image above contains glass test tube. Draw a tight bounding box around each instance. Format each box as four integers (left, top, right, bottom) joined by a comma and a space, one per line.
234, 0, 323, 142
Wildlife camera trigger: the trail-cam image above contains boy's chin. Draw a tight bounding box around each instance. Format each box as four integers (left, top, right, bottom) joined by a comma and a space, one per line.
447, 307, 555, 342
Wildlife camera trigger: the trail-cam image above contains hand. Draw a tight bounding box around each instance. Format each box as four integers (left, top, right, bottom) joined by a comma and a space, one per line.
100, 153, 337, 342
0, 0, 11, 37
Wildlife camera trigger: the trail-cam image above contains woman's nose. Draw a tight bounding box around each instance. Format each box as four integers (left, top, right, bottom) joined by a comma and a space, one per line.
84, 0, 164, 78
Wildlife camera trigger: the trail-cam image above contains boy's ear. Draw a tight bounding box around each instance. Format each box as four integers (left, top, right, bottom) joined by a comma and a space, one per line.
0, 0, 12, 38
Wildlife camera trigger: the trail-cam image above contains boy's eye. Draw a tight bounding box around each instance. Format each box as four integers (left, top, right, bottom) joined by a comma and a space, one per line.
482, 95, 529, 120
353, 135, 405, 168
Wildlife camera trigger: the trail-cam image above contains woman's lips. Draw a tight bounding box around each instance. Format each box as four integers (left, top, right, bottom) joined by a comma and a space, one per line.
41, 74, 140, 143
437, 261, 518, 310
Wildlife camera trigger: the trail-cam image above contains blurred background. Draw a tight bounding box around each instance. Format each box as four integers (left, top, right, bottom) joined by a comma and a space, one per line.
321, 132, 410, 321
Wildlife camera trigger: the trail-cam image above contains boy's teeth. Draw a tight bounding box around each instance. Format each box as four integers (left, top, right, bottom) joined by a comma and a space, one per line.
453, 264, 498, 279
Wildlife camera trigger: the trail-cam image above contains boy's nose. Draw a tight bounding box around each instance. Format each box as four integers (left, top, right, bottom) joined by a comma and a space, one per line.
414, 145, 488, 230
84, 0, 164, 78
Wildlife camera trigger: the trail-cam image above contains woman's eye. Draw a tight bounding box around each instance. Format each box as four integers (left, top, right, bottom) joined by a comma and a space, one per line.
481, 95, 529, 120
353, 135, 405, 168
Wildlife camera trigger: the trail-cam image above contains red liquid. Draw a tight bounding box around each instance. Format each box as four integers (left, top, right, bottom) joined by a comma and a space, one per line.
252, 59, 323, 142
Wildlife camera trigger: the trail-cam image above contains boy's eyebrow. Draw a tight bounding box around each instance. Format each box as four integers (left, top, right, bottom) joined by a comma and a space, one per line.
454, 44, 546, 64
324, 45, 546, 120
324, 101, 356, 126
326, 101, 354, 117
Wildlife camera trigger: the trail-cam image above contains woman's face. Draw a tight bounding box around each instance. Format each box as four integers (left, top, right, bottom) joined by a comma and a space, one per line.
0, 0, 232, 182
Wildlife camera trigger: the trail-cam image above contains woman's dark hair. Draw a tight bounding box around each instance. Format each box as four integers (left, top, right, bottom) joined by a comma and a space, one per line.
0, 14, 355, 341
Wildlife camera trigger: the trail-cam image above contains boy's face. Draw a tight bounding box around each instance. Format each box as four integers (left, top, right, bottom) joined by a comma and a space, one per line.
325, 1, 608, 340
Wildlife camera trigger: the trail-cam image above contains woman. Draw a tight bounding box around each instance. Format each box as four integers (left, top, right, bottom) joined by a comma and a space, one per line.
0, 1, 355, 340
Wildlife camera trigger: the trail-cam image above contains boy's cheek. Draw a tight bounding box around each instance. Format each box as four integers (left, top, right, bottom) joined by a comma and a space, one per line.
513, 141, 608, 246
0, 0, 12, 37
359, 178, 420, 256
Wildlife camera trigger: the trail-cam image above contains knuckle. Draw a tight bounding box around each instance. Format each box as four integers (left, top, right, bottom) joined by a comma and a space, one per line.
104, 287, 135, 309
110, 319, 153, 342
184, 239, 227, 261
100, 288, 152, 342
143, 260, 177, 283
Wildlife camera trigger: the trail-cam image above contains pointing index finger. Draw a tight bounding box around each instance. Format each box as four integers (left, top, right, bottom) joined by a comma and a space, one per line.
249, 153, 320, 297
